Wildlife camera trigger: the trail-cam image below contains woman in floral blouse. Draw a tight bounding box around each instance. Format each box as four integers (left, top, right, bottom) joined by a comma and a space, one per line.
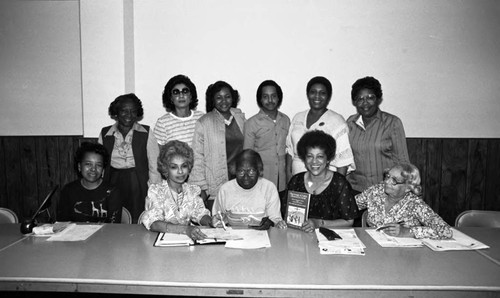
355, 163, 452, 239
141, 140, 212, 241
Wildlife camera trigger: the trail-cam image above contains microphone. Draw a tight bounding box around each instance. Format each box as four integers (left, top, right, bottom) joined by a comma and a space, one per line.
20, 185, 59, 234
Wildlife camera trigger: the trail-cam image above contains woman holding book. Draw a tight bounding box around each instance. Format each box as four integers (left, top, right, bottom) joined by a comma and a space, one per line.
286, 130, 359, 233
355, 163, 452, 239
141, 140, 212, 241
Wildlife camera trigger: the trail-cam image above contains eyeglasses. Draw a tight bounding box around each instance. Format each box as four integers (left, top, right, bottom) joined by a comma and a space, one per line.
354, 94, 377, 104
172, 88, 190, 96
384, 173, 406, 185
236, 168, 258, 177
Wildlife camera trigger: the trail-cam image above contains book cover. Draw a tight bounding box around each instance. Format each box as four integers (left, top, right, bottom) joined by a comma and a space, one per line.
285, 190, 311, 229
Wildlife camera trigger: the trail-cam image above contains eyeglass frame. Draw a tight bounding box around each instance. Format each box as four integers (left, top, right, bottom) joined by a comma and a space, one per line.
354, 94, 377, 105
172, 88, 191, 96
383, 172, 406, 186
235, 168, 258, 177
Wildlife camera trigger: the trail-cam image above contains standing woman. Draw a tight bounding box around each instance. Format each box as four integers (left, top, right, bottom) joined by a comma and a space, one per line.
189, 81, 246, 210
346, 76, 409, 195
244, 80, 290, 196
99, 93, 161, 223
154, 74, 204, 147
286, 76, 355, 177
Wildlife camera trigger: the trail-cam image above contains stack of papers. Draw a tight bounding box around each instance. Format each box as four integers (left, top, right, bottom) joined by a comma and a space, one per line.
224, 229, 271, 249
315, 228, 366, 255
365, 229, 423, 248
422, 228, 489, 251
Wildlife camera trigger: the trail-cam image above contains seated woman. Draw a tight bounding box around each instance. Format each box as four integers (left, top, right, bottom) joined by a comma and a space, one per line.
287, 130, 359, 233
355, 163, 452, 239
212, 149, 286, 229
141, 140, 211, 241
58, 142, 122, 223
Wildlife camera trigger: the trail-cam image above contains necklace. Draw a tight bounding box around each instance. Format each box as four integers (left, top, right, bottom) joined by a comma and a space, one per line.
305, 172, 332, 195
81, 178, 103, 190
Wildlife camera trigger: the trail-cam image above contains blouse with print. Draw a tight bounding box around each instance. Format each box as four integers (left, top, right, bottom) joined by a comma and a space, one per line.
355, 183, 452, 239
141, 180, 210, 230
287, 172, 359, 221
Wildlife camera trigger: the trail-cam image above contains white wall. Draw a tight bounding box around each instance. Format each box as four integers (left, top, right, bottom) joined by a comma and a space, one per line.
1, 0, 499, 137
0, 0, 82, 135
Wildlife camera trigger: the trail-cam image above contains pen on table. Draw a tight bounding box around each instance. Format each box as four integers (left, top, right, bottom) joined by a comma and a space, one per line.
218, 211, 227, 230
376, 221, 405, 231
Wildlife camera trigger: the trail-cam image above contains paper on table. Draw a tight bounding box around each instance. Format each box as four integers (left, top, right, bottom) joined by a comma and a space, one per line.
224, 229, 271, 249
315, 228, 366, 255
201, 227, 243, 240
46, 224, 103, 241
422, 228, 489, 251
365, 229, 423, 248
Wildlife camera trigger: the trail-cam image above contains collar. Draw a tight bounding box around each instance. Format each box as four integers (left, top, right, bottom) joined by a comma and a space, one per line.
258, 109, 281, 121
354, 109, 382, 130
105, 122, 147, 136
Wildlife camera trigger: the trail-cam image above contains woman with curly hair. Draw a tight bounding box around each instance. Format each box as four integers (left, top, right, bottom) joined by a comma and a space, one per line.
98, 93, 161, 223
286, 130, 359, 233
189, 81, 246, 210
141, 140, 212, 241
355, 163, 452, 239
154, 74, 204, 147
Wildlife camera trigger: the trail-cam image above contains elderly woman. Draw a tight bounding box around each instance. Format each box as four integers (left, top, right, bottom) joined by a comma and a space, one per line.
141, 140, 212, 241
286, 76, 354, 177
99, 93, 161, 223
287, 130, 359, 233
212, 149, 286, 229
189, 81, 246, 210
244, 80, 290, 195
58, 142, 122, 223
347, 76, 409, 195
154, 74, 204, 147
355, 163, 452, 239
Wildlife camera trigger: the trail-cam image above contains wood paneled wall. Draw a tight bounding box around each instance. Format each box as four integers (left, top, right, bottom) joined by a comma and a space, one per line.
1, 136, 499, 225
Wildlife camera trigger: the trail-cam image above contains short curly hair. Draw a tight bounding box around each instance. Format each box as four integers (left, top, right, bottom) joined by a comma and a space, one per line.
205, 81, 240, 113
256, 80, 283, 109
162, 74, 199, 112
351, 76, 383, 103
385, 163, 422, 196
297, 130, 337, 162
74, 142, 110, 174
108, 93, 144, 120
306, 76, 332, 99
157, 140, 194, 178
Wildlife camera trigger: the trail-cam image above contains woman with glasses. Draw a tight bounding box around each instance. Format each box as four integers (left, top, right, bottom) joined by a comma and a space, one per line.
98, 93, 161, 223
355, 163, 452, 239
346, 76, 409, 196
286, 76, 355, 177
189, 81, 246, 210
212, 149, 286, 229
154, 74, 204, 147
286, 130, 359, 233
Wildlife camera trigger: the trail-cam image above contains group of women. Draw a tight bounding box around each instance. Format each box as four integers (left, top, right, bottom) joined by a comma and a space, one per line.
57, 74, 452, 241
